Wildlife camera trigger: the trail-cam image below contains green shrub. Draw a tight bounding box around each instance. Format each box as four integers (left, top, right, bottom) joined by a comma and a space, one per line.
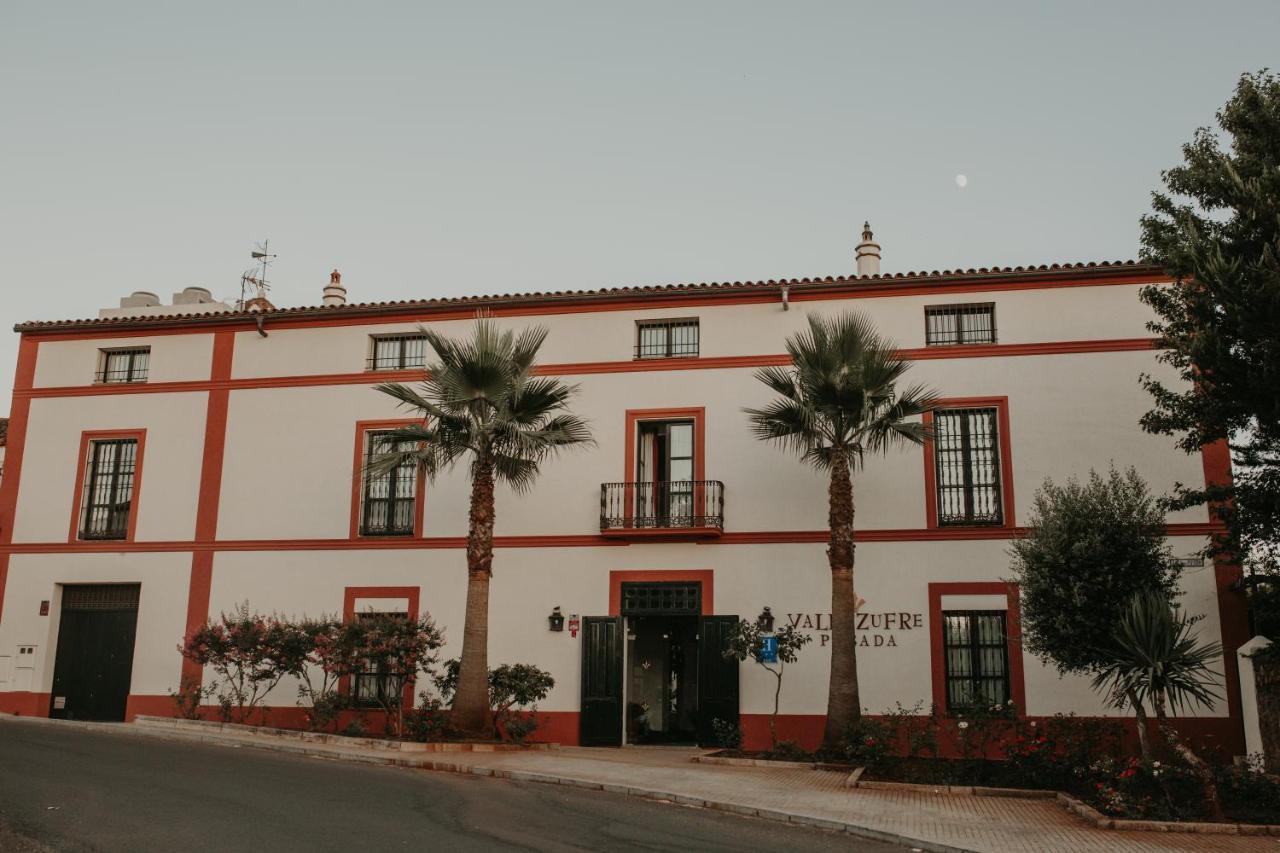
710, 718, 743, 750
842, 717, 893, 767
771, 740, 810, 761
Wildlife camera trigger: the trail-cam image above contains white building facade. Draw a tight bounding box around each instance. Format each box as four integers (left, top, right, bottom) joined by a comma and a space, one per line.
0, 258, 1248, 752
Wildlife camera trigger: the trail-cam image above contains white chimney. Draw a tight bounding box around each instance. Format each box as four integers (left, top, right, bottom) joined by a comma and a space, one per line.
323, 269, 347, 307
855, 221, 881, 276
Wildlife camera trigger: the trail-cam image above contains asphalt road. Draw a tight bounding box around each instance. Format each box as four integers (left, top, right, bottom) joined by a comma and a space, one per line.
0, 721, 902, 852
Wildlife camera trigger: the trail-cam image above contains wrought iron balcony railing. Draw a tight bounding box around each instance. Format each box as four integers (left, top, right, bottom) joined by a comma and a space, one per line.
600, 480, 724, 533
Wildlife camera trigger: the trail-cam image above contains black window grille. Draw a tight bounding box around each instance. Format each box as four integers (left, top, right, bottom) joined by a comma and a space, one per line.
352, 612, 407, 708
96, 348, 150, 383
79, 439, 138, 540
61, 583, 141, 611
360, 432, 417, 536
925, 304, 996, 346
933, 407, 1003, 526
635, 319, 699, 359
942, 610, 1010, 712
620, 582, 701, 616
368, 334, 428, 371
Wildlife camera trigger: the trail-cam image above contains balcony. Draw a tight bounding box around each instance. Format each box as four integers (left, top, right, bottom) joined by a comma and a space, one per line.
600, 480, 724, 538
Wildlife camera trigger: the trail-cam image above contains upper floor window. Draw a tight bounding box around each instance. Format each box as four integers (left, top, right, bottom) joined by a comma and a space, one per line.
368, 334, 428, 371
925, 304, 996, 346
933, 407, 1003, 526
79, 438, 138, 540
636, 319, 699, 359
96, 347, 150, 383
359, 432, 418, 536
941, 609, 1010, 712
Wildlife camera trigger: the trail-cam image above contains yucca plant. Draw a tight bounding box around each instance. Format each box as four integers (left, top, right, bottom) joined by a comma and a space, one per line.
371, 319, 593, 736
745, 312, 937, 749
1092, 590, 1225, 819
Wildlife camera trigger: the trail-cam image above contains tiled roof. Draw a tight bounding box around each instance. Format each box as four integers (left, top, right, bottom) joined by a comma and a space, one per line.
14, 259, 1161, 334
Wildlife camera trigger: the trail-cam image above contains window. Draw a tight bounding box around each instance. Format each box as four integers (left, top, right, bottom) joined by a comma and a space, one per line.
368, 334, 428, 371
352, 612, 407, 708
636, 420, 694, 525
932, 407, 1003, 525
79, 438, 138, 540
359, 432, 418, 536
942, 610, 1010, 712
636, 319, 699, 359
96, 347, 150, 383
925, 304, 996, 346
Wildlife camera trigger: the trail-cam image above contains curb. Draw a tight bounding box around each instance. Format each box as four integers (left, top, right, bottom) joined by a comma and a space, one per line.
1, 715, 973, 853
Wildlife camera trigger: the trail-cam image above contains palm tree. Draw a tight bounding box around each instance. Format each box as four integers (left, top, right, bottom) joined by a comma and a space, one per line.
745, 312, 937, 749
1092, 589, 1225, 819
371, 319, 593, 736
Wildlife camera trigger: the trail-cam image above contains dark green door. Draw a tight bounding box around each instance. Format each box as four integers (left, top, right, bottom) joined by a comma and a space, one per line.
697, 615, 740, 746
580, 616, 622, 746
49, 584, 141, 722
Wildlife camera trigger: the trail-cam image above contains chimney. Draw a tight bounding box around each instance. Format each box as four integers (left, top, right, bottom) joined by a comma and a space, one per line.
323, 269, 347, 307
855, 222, 881, 276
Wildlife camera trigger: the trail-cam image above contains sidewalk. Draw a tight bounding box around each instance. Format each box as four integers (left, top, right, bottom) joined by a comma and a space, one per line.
5, 715, 1275, 853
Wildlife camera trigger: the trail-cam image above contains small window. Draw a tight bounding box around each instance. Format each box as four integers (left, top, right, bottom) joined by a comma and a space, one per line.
635, 319, 699, 359
359, 432, 418, 536
933, 407, 1003, 526
352, 611, 407, 708
79, 438, 138, 540
942, 610, 1010, 712
368, 334, 428, 371
96, 348, 150, 383
925, 304, 996, 346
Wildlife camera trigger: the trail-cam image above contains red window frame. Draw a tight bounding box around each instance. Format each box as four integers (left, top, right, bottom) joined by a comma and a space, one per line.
928, 581, 1026, 715
921, 396, 1016, 529
349, 420, 427, 539
67, 429, 147, 543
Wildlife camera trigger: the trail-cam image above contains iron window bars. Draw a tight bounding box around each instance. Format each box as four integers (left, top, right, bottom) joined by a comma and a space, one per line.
79, 438, 138, 540
933, 407, 1003, 526
96, 347, 150, 383
61, 584, 141, 611
360, 432, 418, 536
352, 612, 407, 708
367, 334, 428, 371
600, 480, 725, 530
620, 582, 702, 616
924, 304, 996, 346
635, 319, 699, 359
942, 610, 1010, 713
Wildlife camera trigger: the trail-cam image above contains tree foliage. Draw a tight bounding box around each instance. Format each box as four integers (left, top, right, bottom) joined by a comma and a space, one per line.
1138, 70, 1280, 575
1009, 467, 1179, 675
723, 614, 813, 750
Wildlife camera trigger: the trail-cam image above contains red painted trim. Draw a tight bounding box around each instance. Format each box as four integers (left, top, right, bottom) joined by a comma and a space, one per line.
0, 521, 1223, 555
0, 337, 38, 623
1202, 439, 1247, 742
20, 270, 1167, 341
928, 581, 1026, 716
342, 586, 421, 711
922, 397, 1016, 530
349, 420, 428, 540
608, 569, 714, 616
600, 526, 722, 540
17, 338, 1163, 399
66, 429, 147, 543
181, 331, 235, 683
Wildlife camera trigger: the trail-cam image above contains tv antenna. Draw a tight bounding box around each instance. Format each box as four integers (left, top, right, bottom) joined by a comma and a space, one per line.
239, 240, 277, 309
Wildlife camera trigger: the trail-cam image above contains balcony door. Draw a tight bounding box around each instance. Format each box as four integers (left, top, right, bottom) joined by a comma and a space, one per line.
636, 420, 694, 526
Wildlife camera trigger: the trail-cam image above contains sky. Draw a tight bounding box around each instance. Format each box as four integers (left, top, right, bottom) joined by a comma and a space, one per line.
2, 1, 1277, 406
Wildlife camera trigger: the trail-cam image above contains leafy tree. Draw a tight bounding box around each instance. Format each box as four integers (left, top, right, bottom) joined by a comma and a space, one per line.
1138, 70, 1280, 577
433, 658, 555, 742
1092, 590, 1225, 819
373, 319, 592, 735
722, 611, 813, 750
745, 312, 935, 749
1008, 467, 1178, 758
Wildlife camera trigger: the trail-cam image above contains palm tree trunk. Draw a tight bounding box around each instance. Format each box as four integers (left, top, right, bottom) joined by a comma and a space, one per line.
822, 450, 860, 751
1152, 692, 1224, 821
452, 454, 496, 736
1126, 687, 1154, 761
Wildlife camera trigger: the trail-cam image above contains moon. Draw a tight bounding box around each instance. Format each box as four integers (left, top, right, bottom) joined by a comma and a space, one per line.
955, 174, 968, 189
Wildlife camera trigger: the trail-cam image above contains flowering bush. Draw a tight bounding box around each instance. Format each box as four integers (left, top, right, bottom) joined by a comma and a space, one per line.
842, 716, 893, 767
1086, 755, 1203, 820
953, 701, 1017, 762
179, 603, 307, 724
332, 613, 445, 738
1004, 714, 1124, 793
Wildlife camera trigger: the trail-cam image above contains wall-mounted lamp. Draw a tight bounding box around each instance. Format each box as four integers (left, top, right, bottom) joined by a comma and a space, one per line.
548, 606, 565, 632
757, 606, 775, 633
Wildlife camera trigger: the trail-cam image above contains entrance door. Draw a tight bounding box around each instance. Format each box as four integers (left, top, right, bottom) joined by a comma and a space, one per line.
580, 616, 623, 746
697, 615, 740, 745
626, 615, 699, 744
50, 584, 141, 721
